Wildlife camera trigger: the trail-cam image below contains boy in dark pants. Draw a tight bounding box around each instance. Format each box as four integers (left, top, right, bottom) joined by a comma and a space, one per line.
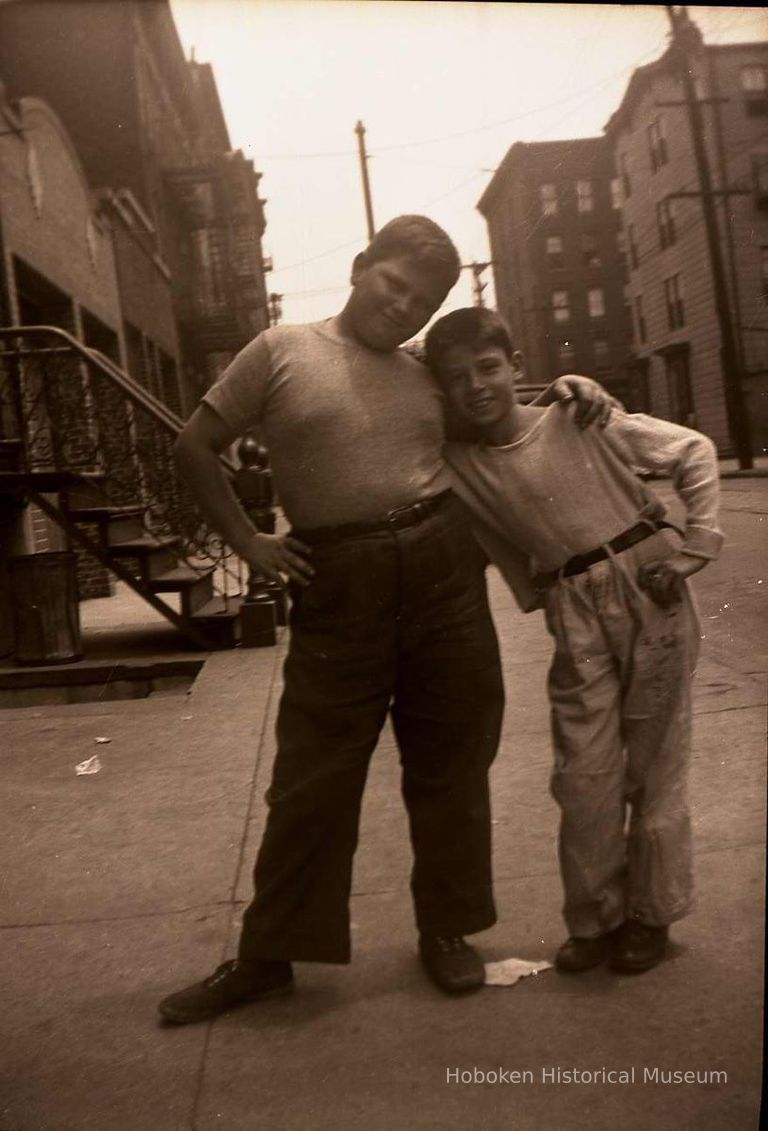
425, 307, 722, 976
159, 219, 611, 1024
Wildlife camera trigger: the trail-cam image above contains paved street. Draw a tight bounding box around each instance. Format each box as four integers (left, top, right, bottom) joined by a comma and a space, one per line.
0, 476, 765, 1131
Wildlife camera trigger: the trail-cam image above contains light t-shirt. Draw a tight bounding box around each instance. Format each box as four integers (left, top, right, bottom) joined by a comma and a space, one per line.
444, 403, 723, 611
203, 319, 451, 527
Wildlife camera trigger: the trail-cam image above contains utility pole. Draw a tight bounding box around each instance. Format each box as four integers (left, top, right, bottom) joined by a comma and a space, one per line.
465, 261, 493, 307
354, 120, 375, 242
666, 4, 752, 468
268, 293, 283, 327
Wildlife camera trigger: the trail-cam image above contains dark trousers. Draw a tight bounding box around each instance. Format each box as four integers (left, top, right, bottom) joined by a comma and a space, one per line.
238, 495, 504, 964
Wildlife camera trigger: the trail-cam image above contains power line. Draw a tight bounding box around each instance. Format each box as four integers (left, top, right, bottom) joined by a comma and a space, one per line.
271, 114, 767, 286
252, 35, 672, 162
264, 31, 763, 288
420, 170, 488, 209
280, 284, 349, 299
269, 236, 362, 276
620, 128, 768, 260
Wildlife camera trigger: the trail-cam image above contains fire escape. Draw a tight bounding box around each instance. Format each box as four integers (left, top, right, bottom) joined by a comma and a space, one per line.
0, 325, 246, 651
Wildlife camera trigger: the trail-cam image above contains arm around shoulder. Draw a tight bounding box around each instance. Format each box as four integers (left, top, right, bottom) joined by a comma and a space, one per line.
532, 374, 622, 427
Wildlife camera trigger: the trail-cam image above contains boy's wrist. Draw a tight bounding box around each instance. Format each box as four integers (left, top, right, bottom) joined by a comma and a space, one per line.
670, 552, 708, 579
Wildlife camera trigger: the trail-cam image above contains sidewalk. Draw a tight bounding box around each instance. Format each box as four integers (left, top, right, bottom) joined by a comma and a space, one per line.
0, 479, 765, 1131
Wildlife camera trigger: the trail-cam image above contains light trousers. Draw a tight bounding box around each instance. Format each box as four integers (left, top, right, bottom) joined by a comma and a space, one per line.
543, 530, 700, 938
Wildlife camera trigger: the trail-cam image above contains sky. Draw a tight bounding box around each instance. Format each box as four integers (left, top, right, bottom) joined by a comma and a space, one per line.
170, 1, 768, 326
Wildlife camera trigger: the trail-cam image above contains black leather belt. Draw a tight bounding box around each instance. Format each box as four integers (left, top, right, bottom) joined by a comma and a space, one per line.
537, 520, 676, 586
292, 489, 454, 544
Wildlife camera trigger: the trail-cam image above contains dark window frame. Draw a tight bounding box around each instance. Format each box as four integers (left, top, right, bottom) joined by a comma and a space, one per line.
664, 274, 685, 330
657, 198, 676, 249
635, 295, 647, 343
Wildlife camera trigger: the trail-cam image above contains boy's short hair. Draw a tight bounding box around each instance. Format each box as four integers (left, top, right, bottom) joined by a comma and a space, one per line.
362, 215, 461, 296
424, 307, 515, 372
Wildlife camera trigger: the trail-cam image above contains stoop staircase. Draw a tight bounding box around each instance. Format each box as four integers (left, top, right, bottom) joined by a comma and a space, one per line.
0, 326, 246, 651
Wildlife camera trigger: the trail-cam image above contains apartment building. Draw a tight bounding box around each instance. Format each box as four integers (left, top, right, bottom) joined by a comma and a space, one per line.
0, 0, 270, 402
477, 136, 634, 400
605, 18, 768, 454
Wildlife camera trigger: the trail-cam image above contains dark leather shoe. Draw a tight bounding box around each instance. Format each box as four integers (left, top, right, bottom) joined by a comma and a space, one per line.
158, 959, 294, 1025
419, 935, 485, 994
555, 928, 620, 973
610, 922, 668, 974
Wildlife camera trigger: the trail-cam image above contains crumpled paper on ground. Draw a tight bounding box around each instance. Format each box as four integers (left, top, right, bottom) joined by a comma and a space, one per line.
484, 957, 553, 986
75, 754, 102, 775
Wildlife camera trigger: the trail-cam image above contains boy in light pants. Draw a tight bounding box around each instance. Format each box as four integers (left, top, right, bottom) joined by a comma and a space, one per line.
424, 307, 722, 974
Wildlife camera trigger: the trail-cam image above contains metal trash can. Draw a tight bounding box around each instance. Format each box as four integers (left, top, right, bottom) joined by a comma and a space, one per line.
9, 551, 82, 665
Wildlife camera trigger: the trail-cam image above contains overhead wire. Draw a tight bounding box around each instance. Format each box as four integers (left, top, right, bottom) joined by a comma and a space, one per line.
267, 28, 763, 300
512, 121, 768, 336
619, 128, 768, 262
253, 33, 673, 162
270, 33, 674, 280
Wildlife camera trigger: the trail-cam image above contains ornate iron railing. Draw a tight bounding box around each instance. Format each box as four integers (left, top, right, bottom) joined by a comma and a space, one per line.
0, 325, 244, 600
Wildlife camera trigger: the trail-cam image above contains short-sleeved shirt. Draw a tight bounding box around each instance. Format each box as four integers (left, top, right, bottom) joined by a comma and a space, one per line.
204, 319, 451, 528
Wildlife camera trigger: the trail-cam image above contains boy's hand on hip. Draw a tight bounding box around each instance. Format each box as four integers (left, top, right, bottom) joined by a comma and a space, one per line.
554, 375, 624, 429
247, 532, 314, 586
637, 553, 705, 608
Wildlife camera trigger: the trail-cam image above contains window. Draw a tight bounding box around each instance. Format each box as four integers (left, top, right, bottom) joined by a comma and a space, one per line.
576, 180, 593, 213
648, 117, 669, 172
593, 338, 611, 372
620, 153, 631, 198
753, 154, 768, 208
635, 296, 647, 343
610, 178, 622, 210
540, 183, 558, 216
545, 235, 564, 268
657, 198, 676, 248
552, 289, 570, 322
664, 275, 685, 330
588, 287, 605, 319
582, 233, 601, 268
742, 65, 768, 116
629, 357, 651, 413
742, 65, 768, 92
760, 246, 768, 302
558, 340, 576, 369
628, 223, 639, 270
616, 230, 627, 266
665, 351, 694, 424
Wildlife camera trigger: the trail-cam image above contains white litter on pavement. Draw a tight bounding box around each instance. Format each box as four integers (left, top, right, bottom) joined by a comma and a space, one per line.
484, 958, 553, 986
94, 736, 111, 744
75, 755, 102, 775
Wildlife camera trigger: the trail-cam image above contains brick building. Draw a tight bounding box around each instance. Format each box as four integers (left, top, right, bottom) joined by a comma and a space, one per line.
604, 19, 768, 455
478, 137, 634, 400
0, 0, 270, 405
0, 0, 270, 605
0, 88, 125, 590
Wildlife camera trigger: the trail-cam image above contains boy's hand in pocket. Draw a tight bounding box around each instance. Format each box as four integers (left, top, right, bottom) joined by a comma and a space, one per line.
637, 553, 706, 608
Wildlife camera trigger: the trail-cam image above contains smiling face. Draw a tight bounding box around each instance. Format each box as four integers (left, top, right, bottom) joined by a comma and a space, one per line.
437, 343, 521, 438
342, 254, 449, 351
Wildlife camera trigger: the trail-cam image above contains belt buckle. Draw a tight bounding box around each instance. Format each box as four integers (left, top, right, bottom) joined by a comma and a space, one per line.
387, 501, 419, 530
